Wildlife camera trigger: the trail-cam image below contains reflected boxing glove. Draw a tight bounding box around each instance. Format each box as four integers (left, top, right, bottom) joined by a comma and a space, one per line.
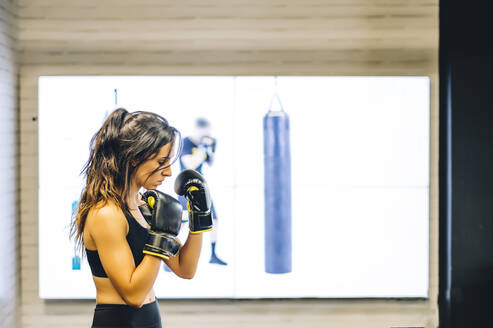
139, 190, 183, 259
200, 136, 216, 163
174, 169, 213, 234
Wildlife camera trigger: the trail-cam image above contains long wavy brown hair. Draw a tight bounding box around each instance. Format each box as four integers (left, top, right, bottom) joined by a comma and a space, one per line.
70, 108, 181, 251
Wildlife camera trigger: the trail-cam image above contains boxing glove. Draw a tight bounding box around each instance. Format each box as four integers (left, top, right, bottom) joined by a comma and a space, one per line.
139, 190, 183, 259
174, 169, 213, 233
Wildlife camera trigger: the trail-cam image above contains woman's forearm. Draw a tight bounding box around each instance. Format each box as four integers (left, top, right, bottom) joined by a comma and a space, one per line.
121, 255, 161, 307
178, 232, 203, 278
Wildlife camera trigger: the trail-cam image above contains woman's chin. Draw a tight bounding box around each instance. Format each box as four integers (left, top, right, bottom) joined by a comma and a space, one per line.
147, 183, 162, 190
144, 184, 157, 190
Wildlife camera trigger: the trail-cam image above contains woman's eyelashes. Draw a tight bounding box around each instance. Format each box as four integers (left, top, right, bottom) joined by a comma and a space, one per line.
158, 157, 170, 168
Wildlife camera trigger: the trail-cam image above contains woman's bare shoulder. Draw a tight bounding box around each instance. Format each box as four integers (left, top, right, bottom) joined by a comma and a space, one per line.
86, 201, 128, 235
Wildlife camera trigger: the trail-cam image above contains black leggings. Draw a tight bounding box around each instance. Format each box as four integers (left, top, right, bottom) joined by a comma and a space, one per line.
91, 300, 162, 328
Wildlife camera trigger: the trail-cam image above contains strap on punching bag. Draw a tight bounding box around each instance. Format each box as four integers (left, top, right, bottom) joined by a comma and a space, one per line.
268, 77, 284, 113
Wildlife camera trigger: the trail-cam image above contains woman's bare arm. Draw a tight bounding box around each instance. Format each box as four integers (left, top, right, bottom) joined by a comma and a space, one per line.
164, 232, 203, 279
88, 203, 161, 307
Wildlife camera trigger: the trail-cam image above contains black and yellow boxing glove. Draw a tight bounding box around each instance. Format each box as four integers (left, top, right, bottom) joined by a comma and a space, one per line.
174, 169, 213, 234
139, 190, 183, 260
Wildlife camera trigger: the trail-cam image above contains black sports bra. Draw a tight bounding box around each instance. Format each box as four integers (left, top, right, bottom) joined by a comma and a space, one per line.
86, 209, 149, 278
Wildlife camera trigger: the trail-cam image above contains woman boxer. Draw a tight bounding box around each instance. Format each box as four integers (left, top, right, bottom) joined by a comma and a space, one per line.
70, 108, 212, 328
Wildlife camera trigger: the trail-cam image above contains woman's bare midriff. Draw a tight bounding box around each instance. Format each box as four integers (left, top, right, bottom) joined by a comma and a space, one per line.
92, 275, 155, 305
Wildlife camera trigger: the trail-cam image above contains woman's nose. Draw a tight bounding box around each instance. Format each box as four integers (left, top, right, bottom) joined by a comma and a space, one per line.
162, 166, 172, 177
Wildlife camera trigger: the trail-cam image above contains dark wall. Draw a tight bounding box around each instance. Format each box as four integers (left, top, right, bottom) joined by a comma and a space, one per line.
439, 1, 493, 327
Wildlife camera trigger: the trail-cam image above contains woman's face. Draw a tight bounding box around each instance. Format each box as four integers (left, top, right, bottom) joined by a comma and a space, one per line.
133, 143, 173, 190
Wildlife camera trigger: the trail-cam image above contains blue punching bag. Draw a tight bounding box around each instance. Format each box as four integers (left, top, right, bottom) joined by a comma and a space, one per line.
72, 254, 81, 270
263, 99, 292, 274
71, 200, 81, 270
71, 200, 78, 217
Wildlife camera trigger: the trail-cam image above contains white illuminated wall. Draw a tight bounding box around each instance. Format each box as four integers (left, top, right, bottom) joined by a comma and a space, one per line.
38, 76, 430, 299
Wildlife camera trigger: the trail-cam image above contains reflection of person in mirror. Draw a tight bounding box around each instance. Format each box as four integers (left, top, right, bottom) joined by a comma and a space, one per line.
70, 108, 206, 327
178, 118, 227, 266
